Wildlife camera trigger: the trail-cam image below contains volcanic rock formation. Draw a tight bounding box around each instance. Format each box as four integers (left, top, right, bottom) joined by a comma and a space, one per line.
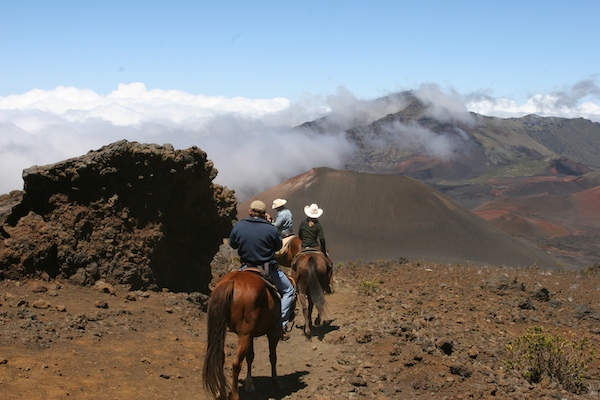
0, 140, 237, 293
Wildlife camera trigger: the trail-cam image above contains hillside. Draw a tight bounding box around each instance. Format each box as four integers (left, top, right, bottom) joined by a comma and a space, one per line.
238, 168, 557, 268
294, 91, 600, 269
329, 92, 600, 184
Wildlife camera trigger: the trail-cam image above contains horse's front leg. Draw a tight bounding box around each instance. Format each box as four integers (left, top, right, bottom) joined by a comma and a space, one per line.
268, 334, 283, 389
231, 334, 251, 400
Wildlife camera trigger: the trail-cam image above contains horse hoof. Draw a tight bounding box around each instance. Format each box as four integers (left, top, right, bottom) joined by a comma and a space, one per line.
244, 377, 255, 393
273, 377, 284, 390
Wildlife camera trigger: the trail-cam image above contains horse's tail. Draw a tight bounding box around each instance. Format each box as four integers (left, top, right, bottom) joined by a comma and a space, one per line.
307, 255, 328, 319
202, 279, 233, 398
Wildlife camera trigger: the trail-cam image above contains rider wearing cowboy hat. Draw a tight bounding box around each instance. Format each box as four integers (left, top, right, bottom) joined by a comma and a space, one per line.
298, 203, 326, 252
271, 198, 293, 238
298, 203, 334, 291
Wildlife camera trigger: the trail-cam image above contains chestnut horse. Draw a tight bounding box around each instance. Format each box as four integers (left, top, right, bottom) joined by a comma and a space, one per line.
290, 250, 332, 337
202, 270, 282, 400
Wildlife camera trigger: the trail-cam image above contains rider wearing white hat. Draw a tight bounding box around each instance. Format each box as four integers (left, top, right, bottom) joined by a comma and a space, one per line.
298, 203, 326, 253
298, 203, 334, 291
271, 198, 293, 238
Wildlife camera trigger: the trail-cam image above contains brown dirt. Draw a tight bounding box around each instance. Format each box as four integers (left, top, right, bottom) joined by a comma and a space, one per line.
2, 261, 600, 399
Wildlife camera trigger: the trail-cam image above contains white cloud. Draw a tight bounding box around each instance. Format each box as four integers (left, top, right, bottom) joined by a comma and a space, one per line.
0, 83, 352, 198
464, 79, 600, 121
1, 81, 599, 197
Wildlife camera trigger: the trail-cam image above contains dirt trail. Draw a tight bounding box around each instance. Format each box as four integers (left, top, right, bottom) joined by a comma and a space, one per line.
2, 262, 600, 399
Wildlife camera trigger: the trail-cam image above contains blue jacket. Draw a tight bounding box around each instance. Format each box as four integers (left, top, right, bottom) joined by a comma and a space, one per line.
272, 208, 293, 236
229, 217, 282, 266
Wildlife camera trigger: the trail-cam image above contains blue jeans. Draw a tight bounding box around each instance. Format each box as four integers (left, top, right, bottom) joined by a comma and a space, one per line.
268, 267, 294, 329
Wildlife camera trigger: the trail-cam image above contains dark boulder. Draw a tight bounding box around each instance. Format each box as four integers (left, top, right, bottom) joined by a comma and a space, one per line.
0, 140, 237, 293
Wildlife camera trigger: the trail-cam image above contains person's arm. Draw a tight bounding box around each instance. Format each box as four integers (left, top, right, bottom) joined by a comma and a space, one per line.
229, 225, 240, 249
318, 225, 327, 254
272, 212, 284, 229
271, 229, 283, 253
297, 220, 306, 243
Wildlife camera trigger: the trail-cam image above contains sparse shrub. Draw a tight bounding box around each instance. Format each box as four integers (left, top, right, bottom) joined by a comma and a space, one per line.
555, 261, 563, 270
584, 263, 600, 275
359, 280, 380, 296
504, 326, 596, 394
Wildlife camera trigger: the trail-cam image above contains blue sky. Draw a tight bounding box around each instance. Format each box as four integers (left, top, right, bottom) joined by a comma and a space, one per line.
1, 1, 599, 196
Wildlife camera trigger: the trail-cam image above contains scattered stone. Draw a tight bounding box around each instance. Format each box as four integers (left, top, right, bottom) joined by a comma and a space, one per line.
94, 281, 116, 295
518, 298, 536, 310
94, 300, 109, 309
32, 299, 50, 309
449, 363, 473, 378
532, 287, 551, 302
31, 284, 48, 293
350, 376, 367, 387
467, 346, 480, 359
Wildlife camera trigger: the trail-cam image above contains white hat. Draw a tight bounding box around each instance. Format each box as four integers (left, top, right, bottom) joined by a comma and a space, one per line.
272, 198, 287, 209
250, 200, 266, 212
304, 203, 323, 218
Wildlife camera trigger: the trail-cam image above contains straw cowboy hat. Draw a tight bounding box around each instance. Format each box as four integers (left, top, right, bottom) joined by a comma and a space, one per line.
304, 203, 323, 218
272, 198, 287, 209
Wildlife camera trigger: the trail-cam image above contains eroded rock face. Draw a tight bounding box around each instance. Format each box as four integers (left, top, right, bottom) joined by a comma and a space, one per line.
0, 140, 237, 293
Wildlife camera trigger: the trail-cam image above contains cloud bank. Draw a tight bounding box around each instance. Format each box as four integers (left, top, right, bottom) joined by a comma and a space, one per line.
1, 81, 599, 198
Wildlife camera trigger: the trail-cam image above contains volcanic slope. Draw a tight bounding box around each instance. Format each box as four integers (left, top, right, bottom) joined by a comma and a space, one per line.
238, 167, 557, 268
474, 170, 600, 268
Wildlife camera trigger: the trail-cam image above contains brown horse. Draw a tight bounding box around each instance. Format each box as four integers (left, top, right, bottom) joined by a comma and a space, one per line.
202, 270, 282, 400
291, 250, 332, 337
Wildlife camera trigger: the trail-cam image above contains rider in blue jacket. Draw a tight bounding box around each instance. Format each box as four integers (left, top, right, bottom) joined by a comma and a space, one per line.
229, 200, 295, 340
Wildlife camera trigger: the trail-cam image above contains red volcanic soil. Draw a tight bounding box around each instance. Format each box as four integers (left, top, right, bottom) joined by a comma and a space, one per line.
573, 186, 600, 223
475, 209, 571, 238
472, 172, 600, 269
2, 262, 600, 399
238, 168, 557, 268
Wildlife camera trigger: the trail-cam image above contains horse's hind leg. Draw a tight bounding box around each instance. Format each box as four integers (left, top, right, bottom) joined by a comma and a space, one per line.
268, 334, 283, 389
244, 338, 256, 394
298, 292, 311, 337
231, 334, 251, 400
308, 300, 315, 330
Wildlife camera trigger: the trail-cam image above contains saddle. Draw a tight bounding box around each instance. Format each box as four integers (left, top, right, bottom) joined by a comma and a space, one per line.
291, 247, 334, 270
239, 266, 282, 300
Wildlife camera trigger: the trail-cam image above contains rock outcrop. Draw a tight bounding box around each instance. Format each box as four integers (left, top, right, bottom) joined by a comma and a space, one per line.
0, 140, 237, 293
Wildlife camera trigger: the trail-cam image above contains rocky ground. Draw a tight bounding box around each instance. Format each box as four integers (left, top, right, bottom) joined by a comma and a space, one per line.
1, 260, 600, 399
